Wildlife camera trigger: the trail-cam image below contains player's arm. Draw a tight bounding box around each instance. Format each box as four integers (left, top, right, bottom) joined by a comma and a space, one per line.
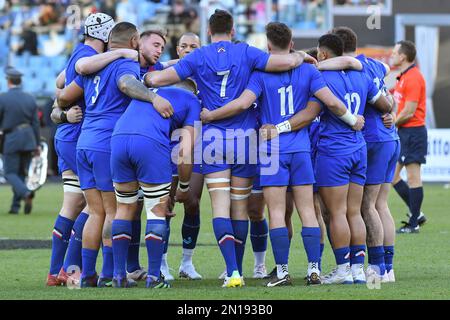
381, 92, 397, 128
395, 101, 418, 127
265, 51, 316, 72
175, 125, 195, 203
314, 87, 364, 131
260, 100, 322, 141
371, 90, 393, 114
75, 49, 139, 75
143, 67, 181, 88
317, 56, 363, 71
117, 74, 174, 118
56, 69, 66, 89
161, 59, 179, 69
57, 80, 84, 109
200, 89, 257, 123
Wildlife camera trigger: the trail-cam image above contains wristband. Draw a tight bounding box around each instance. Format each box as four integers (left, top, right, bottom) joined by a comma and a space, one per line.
60, 111, 68, 123
275, 120, 291, 134
338, 109, 357, 126
178, 180, 190, 192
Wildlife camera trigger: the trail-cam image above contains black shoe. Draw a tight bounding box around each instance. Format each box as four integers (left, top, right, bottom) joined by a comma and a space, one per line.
397, 223, 419, 234
112, 276, 137, 288
8, 209, 18, 214
264, 267, 277, 279
306, 272, 321, 286
24, 191, 34, 214
406, 211, 427, 226
265, 273, 292, 287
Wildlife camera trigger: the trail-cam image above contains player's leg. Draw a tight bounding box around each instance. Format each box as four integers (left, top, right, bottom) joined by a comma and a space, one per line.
75, 149, 103, 287
160, 173, 178, 281
80, 188, 105, 287
111, 181, 139, 288
285, 191, 294, 241
48, 169, 86, 285
179, 171, 203, 280
230, 175, 252, 280
361, 184, 385, 278
126, 196, 147, 281
376, 183, 396, 282
313, 193, 327, 272
319, 185, 353, 284
264, 185, 292, 286
290, 152, 321, 285
48, 140, 87, 285
204, 169, 240, 285
248, 189, 268, 279
141, 181, 172, 288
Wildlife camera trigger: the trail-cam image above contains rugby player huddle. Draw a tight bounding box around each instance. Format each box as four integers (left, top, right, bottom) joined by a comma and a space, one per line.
46, 8, 400, 289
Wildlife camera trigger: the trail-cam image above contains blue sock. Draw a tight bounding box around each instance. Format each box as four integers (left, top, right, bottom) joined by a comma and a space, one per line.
182, 213, 200, 250
145, 219, 167, 278
213, 218, 238, 277
319, 243, 325, 271
231, 220, 249, 275
333, 246, 350, 265
409, 187, 424, 227
350, 245, 366, 265
269, 227, 290, 265
112, 220, 132, 278
368, 246, 386, 275
127, 219, 142, 273
384, 245, 394, 272
163, 216, 171, 254
81, 248, 98, 278
50, 215, 74, 275
250, 219, 268, 253
301, 227, 321, 263
101, 246, 114, 278
393, 179, 410, 208
63, 212, 88, 272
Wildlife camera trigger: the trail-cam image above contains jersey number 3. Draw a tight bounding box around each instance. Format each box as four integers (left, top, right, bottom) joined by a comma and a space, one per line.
91, 76, 101, 105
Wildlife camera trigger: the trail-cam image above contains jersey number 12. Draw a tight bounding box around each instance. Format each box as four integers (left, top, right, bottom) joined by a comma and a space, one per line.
344, 92, 361, 115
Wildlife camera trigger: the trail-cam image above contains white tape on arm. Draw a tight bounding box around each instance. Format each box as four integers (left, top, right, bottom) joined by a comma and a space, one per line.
338, 109, 357, 126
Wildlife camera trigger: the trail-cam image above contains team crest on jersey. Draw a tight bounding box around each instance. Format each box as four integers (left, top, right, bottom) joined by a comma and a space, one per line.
218, 47, 226, 53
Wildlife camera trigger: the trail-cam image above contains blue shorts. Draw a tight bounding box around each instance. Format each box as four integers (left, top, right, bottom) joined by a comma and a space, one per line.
260, 152, 315, 187
315, 145, 367, 187
202, 136, 257, 178
111, 135, 172, 185
366, 140, 400, 185
398, 126, 427, 165
76, 149, 114, 192
55, 139, 78, 175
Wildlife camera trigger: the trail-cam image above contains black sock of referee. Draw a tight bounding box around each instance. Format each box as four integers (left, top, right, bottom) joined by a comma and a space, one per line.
408, 187, 424, 228
393, 179, 411, 207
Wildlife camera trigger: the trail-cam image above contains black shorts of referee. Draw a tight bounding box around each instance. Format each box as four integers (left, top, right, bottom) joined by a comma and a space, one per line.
398, 125, 427, 165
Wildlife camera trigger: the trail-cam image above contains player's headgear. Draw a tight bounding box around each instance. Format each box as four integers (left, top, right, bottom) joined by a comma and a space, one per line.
84, 13, 115, 43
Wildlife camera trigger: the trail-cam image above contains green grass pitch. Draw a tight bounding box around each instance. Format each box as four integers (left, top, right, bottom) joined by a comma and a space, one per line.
0, 183, 449, 300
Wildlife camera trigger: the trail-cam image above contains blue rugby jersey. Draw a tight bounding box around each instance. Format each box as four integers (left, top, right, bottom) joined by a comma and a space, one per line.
75, 58, 140, 153
55, 43, 97, 142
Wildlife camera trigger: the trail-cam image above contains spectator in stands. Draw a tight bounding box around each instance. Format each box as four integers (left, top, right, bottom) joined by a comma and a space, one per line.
18, 20, 38, 55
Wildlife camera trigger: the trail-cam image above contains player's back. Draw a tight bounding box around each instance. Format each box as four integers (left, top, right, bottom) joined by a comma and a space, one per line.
77, 57, 140, 152
357, 54, 398, 142
55, 43, 97, 142
174, 41, 269, 132
318, 69, 379, 155
250, 63, 325, 153
113, 86, 200, 148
